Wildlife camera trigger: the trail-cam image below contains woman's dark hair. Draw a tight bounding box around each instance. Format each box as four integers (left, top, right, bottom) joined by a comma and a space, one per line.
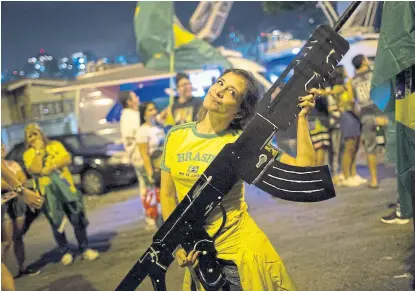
119, 91, 135, 109
329, 65, 346, 86
139, 101, 156, 125
196, 69, 260, 130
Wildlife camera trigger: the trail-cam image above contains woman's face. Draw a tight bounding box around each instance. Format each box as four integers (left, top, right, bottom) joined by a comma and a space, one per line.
204, 72, 247, 118
26, 129, 44, 148
145, 103, 158, 121
1, 144, 6, 160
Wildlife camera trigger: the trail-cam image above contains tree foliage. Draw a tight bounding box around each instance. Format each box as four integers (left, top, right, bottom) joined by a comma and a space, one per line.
262, 2, 317, 14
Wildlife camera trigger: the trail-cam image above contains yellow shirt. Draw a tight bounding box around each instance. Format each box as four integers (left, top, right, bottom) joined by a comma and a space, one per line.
23, 141, 76, 194
332, 84, 353, 112
161, 122, 296, 291
161, 122, 244, 225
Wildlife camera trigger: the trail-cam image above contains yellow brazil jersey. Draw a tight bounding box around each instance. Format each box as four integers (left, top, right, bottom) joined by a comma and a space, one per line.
160, 122, 284, 226
333, 84, 353, 112
161, 122, 245, 225
23, 140, 76, 194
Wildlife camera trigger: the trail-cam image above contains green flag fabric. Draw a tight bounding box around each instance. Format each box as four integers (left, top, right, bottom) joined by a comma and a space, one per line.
370, 1, 415, 219
370, 1, 415, 126
133, 1, 232, 71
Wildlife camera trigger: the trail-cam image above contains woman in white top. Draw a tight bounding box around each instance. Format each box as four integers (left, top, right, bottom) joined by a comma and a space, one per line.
137, 102, 166, 229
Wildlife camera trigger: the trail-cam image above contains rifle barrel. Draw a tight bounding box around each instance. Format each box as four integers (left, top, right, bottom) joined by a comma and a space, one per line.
333, 1, 362, 32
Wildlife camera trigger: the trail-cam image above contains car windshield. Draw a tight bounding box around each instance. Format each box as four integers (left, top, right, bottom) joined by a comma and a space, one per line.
63, 134, 111, 151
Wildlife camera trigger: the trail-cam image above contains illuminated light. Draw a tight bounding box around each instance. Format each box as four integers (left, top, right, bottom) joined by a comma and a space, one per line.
87, 91, 102, 97
95, 98, 114, 106
272, 30, 280, 36
61, 63, 67, 69
32, 57, 37, 62
48, 56, 53, 61
13, 71, 18, 75
260, 32, 266, 37
98, 119, 107, 125
68, 65, 73, 69
229, 32, 235, 39
79, 58, 85, 64
270, 74, 279, 83
44, 108, 49, 113
39, 56, 45, 62
79, 64, 86, 70
138, 84, 144, 88
309, 18, 314, 24
19, 71, 24, 76
292, 48, 300, 54
79, 102, 85, 108
40, 66, 45, 72
40, 48, 45, 53
28, 58, 33, 63
62, 57, 68, 62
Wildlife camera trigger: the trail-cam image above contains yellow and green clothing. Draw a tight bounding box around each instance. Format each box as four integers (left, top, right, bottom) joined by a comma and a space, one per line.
23, 141, 87, 228
161, 122, 297, 291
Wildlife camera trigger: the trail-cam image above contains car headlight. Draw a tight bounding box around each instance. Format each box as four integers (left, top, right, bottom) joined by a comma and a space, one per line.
107, 155, 130, 165
74, 156, 84, 165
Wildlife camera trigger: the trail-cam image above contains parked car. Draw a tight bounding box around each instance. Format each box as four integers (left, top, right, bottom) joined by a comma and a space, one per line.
5, 133, 137, 195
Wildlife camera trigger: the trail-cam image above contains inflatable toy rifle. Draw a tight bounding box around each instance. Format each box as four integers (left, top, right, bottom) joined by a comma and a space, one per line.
116, 2, 361, 290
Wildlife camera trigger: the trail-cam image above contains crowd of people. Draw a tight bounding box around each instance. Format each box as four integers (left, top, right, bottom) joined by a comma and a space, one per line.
1, 125, 100, 291
0, 55, 406, 291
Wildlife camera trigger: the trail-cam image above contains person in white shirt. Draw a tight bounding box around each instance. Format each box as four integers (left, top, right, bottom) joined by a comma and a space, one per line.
119, 91, 150, 227
136, 101, 166, 229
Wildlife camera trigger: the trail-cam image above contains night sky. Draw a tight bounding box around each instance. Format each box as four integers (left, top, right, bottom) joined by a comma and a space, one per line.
1, 1, 266, 70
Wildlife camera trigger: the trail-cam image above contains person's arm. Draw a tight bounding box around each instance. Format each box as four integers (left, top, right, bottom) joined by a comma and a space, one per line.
2, 160, 23, 188
137, 142, 154, 182
160, 170, 178, 220
11, 162, 27, 183
26, 150, 45, 175
280, 93, 317, 167
23, 148, 44, 175
44, 141, 71, 173
317, 86, 345, 96
1, 160, 44, 209
1, 179, 12, 190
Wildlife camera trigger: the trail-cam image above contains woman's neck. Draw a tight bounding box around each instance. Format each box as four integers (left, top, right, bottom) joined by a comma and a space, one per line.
197, 112, 232, 134
144, 119, 155, 127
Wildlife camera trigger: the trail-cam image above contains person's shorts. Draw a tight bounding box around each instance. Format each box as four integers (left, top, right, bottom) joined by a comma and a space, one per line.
361, 114, 378, 154
340, 111, 362, 139
1, 196, 26, 224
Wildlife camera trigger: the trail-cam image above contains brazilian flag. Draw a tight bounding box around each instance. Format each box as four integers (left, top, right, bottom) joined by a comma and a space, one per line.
370, 1, 415, 219
133, 1, 232, 71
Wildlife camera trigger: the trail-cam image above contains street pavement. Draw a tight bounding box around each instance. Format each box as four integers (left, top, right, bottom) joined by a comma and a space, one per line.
8, 163, 415, 291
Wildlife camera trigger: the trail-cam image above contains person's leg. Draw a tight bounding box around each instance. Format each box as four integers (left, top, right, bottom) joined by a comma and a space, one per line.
13, 217, 26, 273
2, 263, 16, 291
315, 148, 326, 166
63, 202, 99, 261
1, 212, 16, 290
350, 137, 359, 177
42, 207, 73, 265
342, 138, 357, 179
330, 128, 342, 184
361, 115, 379, 188
2, 219, 14, 263
136, 166, 157, 230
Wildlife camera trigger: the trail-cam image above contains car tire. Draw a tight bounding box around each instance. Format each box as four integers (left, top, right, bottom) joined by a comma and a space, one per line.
82, 169, 105, 195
